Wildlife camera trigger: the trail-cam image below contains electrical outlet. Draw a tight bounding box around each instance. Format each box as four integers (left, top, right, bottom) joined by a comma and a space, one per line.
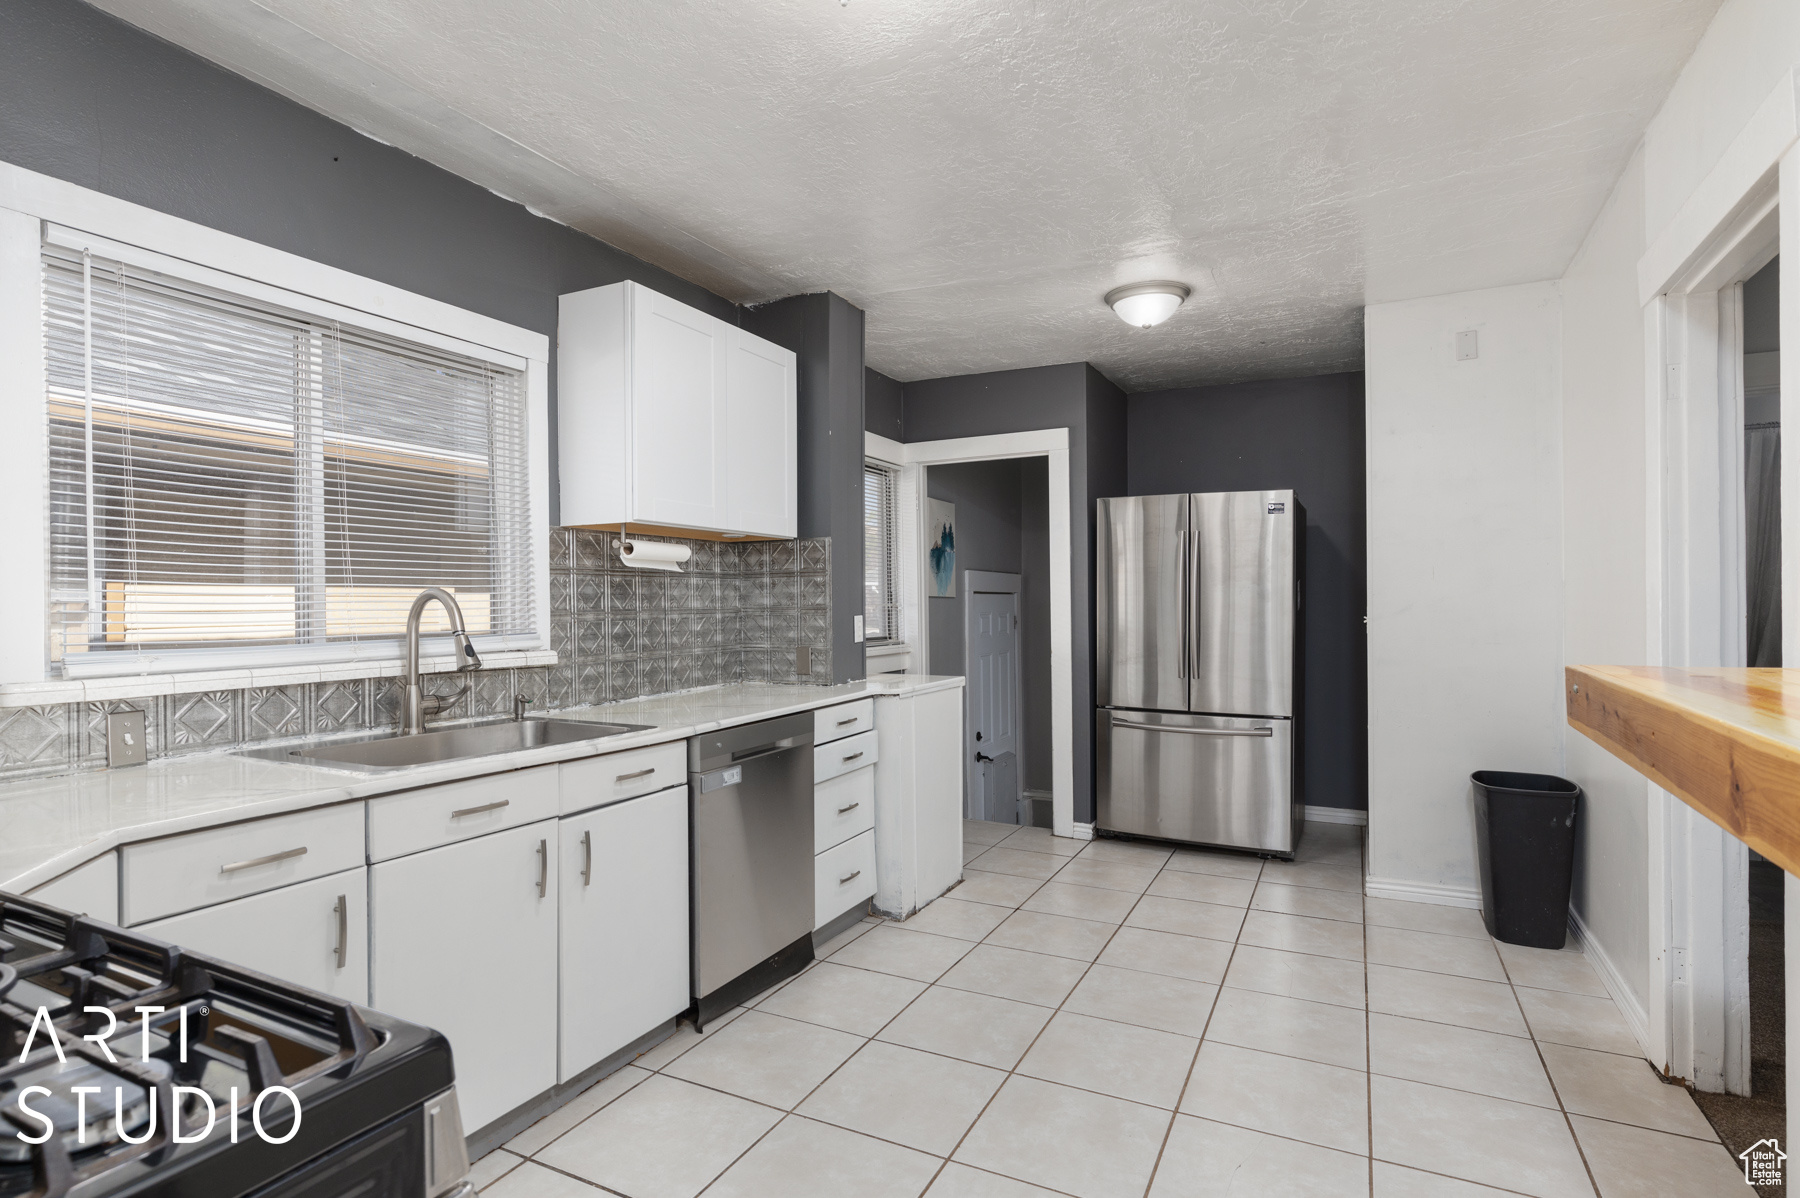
796, 645, 811, 676
107, 709, 147, 768
853, 615, 865, 643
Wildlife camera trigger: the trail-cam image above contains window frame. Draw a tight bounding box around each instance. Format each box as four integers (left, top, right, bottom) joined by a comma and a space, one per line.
0, 161, 551, 695
862, 458, 901, 647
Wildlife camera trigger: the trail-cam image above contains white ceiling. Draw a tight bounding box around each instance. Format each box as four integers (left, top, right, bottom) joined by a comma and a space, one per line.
94, 0, 1721, 391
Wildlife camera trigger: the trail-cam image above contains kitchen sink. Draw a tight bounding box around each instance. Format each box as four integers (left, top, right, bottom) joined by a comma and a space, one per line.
239, 716, 653, 772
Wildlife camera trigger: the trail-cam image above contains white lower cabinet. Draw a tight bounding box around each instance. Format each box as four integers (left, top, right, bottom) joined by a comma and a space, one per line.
371, 820, 559, 1134
814, 830, 877, 929
558, 786, 690, 1081
27, 852, 119, 923
141, 868, 367, 1004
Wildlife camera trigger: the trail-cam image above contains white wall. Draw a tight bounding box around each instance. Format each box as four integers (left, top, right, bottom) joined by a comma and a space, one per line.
1559, 146, 1653, 1014
1365, 282, 1567, 902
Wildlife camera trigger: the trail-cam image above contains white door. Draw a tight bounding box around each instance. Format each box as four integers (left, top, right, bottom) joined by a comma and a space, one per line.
965, 572, 1022, 823
142, 868, 367, 1004
725, 327, 797, 537
371, 820, 558, 1134
630, 285, 728, 529
558, 786, 690, 1082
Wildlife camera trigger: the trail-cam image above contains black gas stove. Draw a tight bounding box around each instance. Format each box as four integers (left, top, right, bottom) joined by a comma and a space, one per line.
0, 892, 472, 1198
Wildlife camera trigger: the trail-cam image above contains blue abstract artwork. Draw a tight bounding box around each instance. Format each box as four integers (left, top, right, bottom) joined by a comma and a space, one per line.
927, 498, 956, 597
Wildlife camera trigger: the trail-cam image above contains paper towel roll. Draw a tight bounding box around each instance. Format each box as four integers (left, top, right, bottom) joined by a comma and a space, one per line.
617, 538, 692, 572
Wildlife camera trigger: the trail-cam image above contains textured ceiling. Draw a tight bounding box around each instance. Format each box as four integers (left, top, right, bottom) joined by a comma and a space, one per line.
93, 0, 1720, 391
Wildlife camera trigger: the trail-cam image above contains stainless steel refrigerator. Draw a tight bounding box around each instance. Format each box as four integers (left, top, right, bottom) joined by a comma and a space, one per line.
1095, 490, 1303, 855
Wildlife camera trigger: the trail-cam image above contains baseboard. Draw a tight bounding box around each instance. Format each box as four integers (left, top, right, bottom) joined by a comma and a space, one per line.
1304, 805, 1367, 826
1363, 874, 1483, 909
1067, 822, 1095, 841
1568, 906, 1652, 1058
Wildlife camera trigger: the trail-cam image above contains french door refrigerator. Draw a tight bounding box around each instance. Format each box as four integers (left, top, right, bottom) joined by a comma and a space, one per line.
1095, 490, 1303, 855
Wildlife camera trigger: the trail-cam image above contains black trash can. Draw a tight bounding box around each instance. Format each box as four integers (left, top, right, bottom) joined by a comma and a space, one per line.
1471, 771, 1581, 949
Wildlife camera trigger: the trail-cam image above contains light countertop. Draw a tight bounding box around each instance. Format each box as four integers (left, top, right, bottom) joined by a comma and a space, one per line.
0, 676, 962, 893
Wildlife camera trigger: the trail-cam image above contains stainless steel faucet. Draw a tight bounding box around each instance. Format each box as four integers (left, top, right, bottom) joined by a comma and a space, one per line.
401, 587, 482, 735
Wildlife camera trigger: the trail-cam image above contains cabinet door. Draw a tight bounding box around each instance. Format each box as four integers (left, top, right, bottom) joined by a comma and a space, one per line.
559, 786, 690, 1081
724, 326, 797, 537
141, 868, 367, 1004
371, 820, 558, 1134
630, 285, 728, 529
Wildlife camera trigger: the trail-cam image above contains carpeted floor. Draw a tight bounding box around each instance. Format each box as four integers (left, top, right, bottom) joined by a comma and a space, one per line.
1690, 857, 1785, 1196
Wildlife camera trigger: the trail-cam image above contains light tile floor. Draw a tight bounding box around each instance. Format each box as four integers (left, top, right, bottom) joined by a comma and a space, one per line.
472, 820, 1747, 1198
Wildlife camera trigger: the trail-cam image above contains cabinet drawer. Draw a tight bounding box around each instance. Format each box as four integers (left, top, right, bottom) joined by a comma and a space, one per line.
815, 829, 876, 929
142, 867, 368, 1005
815, 699, 874, 746
123, 802, 364, 925
560, 741, 686, 815
369, 765, 559, 863
815, 767, 875, 853
815, 729, 878, 784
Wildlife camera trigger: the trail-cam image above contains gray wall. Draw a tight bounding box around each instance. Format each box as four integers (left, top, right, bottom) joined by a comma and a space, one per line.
1745, 256, 1780, 355
0, 0, 734, 532
902, 362, 1127, 823
741, 293, 867, 682
865, 368, 905, 441
1127, 372, 1368, 812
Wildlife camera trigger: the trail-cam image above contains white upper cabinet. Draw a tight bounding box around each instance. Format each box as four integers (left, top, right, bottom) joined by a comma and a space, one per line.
559, 281, 796, 538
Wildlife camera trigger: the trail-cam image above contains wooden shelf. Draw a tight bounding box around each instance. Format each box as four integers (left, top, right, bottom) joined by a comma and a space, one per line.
1566, 665, 1800, 874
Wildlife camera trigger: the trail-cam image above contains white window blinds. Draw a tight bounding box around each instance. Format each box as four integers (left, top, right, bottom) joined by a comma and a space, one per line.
43, 243, 533, 676
863, 461, 898, 642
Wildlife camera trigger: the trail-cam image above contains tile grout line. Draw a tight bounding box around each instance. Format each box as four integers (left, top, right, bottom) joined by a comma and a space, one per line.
1137, 849, 1262, 1198
1496, 945, 1606, 1198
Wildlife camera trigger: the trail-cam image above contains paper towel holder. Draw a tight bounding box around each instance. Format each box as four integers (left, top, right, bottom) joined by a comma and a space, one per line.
614, 537, 692, 573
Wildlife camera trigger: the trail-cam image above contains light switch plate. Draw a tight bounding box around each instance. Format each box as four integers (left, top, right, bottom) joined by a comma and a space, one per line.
1455, 329, 1479, 361
107, 709, 147, 768
853, 615, 865, 643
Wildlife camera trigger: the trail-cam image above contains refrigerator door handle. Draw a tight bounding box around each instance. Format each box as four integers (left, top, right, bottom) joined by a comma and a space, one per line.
1178, 530, 1190, 680
1111, 716, 1273, 738
1186, 526, 1203, 681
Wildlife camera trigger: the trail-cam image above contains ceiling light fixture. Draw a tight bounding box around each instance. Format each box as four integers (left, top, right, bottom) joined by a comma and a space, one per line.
1105, 281, 1190, 328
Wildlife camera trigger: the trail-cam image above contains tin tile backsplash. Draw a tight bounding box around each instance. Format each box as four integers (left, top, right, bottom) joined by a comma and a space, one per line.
0, 531, 833, 779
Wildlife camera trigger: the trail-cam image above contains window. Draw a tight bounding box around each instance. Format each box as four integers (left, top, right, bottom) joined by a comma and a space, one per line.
863, 460, 899, 643
43, 243, 533, 676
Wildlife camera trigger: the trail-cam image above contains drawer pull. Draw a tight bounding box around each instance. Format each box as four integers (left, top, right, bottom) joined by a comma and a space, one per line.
220, 846, 306, 874
333, 893, 348, 969
582, 829, 593, 887
451, 799, 510, 819
842, 751, 864, 763
537, 838, 549, 899
615, 767, 656, 783
838, 869, 862, 885
835, 716, 859, 727
836, 802, 861, 814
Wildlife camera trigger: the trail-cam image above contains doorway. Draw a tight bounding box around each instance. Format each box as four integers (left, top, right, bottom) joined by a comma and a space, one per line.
1691, 255, 1784, 1171
923, 458, 1052, 828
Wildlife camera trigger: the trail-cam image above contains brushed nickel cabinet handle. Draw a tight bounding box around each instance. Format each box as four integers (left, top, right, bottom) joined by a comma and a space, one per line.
615, 767, 656, 783
582, 829, 593, 887
452, 799, 510, 818
838, 870, 862, 885
220, 846, 306, 874
537, 838, 549, 899
836, 802, 861, 814
333, 893, 348, 969
842, 751, 864, 763
835, 716, 859, 726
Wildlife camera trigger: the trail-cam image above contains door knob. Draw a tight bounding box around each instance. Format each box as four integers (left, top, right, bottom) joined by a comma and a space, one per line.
975, 752, 995, 763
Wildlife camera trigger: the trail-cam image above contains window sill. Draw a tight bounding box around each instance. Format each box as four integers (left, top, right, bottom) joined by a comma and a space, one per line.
865, 641, 913, 671
0, 649, 560, 710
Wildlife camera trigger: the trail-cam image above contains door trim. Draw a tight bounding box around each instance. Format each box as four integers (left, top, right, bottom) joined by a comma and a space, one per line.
865, 429, 1077, 837
964, 570, 1022, 822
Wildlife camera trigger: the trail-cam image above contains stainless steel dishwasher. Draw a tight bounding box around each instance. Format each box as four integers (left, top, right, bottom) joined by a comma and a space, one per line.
689, 711, 815, 1027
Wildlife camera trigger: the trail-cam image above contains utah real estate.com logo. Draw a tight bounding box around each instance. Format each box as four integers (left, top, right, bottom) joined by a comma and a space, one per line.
1741, 1138, 1785, 1187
